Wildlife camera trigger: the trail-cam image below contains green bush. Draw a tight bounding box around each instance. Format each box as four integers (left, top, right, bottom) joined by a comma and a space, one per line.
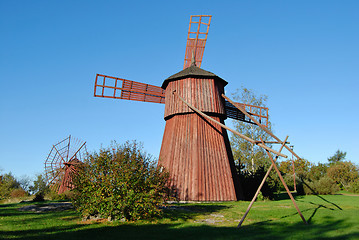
349, 180, 359, 194
302, 177, 339, 195
282, 174, 295, 191
46, 190, 74, 201
30, 173, 50, 196
238, 166, 279, 200
281, 174, 304, 195
0, 173, 20, 200
32, 192, 45, 202
72, 141, 171, 221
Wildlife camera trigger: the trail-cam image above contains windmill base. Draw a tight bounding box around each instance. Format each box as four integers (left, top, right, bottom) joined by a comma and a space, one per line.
159, 113, 242, 201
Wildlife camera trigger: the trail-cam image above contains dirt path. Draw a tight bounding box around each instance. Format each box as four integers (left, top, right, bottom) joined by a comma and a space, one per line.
18, 202, 73, 213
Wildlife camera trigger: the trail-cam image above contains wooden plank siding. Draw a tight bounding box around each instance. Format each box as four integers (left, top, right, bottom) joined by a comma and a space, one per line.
159, 113, 238, 201
159, 75, 242, 201
164, 78, 226, 119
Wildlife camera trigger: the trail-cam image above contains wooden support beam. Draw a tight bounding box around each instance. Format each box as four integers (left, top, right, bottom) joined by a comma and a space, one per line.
254, 141, 290, 144
260, 136, 308, 225
237, 136, 289, 227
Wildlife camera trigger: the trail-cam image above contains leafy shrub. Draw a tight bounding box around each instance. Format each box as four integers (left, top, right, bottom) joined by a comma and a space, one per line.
307, 163, 328, 181
238, 166, 279, 200
45, 189, 74, 201
327, 161, 359, 188
30, 173, 50, 196
0, 173, 20, 200
72, 141, 171, 221
282, 174, 296, 191
10, 188, 28, 198
33, 192, 45, 202
281, 174, 304, 195
302, 177, 339, 195
349, 180, 359, 194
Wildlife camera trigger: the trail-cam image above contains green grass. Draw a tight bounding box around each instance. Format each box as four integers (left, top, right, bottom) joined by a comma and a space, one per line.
1, 194, 359, 239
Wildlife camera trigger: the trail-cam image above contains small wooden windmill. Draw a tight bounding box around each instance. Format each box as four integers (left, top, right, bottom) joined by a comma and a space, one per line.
45, 135, 87, 194
94, 15, 271, 201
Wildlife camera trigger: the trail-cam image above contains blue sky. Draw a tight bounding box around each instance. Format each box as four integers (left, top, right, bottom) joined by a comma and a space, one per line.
1, 0, 358, 179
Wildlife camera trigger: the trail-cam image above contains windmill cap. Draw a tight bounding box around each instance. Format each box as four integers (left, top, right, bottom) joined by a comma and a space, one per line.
161, 65, 228, 89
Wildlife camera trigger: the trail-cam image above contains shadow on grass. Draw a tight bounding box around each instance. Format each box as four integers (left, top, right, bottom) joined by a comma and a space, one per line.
274, 185, 342, 212
299, 179, 342, 210
2, 199, 358, 240
162, 204, 232, 221
1, 217, 359, 240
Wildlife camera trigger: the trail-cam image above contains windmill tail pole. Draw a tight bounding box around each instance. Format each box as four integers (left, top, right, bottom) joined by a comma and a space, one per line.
173, 91, 287, 158
260, 136, 308, 225
222, 94, 301, 160
237, 136, 289, 228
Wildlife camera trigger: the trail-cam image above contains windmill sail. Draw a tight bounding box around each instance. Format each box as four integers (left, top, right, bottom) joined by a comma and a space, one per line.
225, 100, 269, 127
94, 74, 165, 104
44, 135, 87, 194
183, 15, 212, 69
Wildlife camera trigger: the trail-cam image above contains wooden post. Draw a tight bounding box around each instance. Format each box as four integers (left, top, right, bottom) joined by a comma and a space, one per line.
237, 136, 289, 227
260, 137, 308, 225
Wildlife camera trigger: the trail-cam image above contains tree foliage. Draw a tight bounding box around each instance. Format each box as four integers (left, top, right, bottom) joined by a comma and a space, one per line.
230, 87, 272, 172
327, 149, 346, 165
302, 176, 339, 195
327, 161, 359, 188
72, 141, 171, 221
30, 173, 50, 201
307, 163, 328, 181
279, 158, 311, 179
29, 174, 48, 194
0, 172, 21, 200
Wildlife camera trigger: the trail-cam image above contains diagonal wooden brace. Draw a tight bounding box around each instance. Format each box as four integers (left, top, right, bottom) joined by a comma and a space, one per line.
222, 94, 301, 160
260, 136, 308, 225
174, 91, 287, 158
237, 136, 289, 227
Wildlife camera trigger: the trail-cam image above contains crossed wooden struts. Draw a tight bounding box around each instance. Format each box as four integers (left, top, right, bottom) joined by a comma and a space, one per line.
173, 91, 308, 227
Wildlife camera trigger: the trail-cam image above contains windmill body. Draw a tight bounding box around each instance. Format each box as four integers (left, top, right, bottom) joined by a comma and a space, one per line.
93, 15, 268, 201
159, 65, 241, 201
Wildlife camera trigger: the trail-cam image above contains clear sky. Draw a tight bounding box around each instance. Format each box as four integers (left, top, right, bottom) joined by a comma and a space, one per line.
1, 1, 358, 179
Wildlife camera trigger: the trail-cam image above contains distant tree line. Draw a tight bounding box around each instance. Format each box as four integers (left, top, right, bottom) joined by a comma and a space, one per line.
0, 172, 49, 200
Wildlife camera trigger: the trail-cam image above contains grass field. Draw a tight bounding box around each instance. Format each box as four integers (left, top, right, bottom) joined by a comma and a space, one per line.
1, 194, 359, 240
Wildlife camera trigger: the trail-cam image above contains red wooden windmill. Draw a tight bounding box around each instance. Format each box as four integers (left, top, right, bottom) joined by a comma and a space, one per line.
45, 135, 87, 194
93, 15, 269, 201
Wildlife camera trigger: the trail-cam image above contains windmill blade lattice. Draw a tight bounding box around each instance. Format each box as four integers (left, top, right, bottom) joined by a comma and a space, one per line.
45, 135, 87, 194
183, 15, 211, 69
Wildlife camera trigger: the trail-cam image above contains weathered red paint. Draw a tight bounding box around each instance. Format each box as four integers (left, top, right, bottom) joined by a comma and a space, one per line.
159, 66, 242, 201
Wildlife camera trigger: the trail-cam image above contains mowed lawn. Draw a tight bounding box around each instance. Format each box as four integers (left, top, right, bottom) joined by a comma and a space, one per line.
1, 194, 359, 240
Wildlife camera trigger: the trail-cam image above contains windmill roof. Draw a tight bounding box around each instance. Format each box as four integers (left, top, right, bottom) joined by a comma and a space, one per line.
161, 65, 228, 89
